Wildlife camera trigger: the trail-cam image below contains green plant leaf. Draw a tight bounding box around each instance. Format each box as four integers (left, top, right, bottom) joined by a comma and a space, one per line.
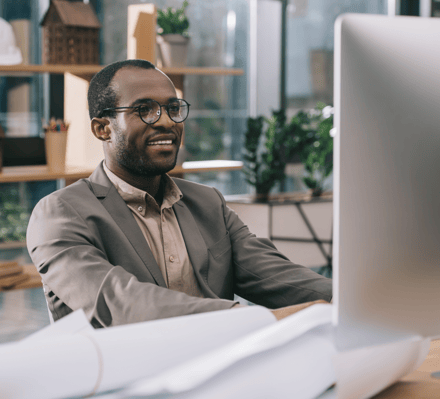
242, 104, 333, 196
157, 1, 190, 36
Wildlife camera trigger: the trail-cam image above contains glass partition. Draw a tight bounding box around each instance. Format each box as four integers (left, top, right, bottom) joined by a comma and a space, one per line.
286, 0, 387, 113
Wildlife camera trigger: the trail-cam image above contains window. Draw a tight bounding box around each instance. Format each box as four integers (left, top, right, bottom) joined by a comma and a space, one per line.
286, 0, 387, 113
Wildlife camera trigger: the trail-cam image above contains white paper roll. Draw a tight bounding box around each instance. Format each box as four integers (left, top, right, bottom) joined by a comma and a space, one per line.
0, 306, 275, 399
0, 334, 99, 399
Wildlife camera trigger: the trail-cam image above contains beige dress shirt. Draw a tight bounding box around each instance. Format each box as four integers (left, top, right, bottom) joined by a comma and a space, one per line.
103, 163, 205, 298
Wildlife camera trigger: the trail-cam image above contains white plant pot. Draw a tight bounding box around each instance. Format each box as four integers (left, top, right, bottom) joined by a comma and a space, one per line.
157, 34, 189, 67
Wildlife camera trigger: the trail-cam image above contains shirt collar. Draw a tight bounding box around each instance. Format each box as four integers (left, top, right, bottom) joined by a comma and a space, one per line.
103, 162, 182, 211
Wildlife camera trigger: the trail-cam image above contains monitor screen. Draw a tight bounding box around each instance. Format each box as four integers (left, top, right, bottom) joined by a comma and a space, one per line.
333, 14, 440, 348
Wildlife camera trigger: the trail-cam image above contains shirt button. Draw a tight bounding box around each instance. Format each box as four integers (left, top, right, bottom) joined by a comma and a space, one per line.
138, 206, 143, 212
169, 256, 175, 262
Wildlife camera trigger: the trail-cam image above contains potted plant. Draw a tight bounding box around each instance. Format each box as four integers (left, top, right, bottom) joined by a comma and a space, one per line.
0, 185, 29, 244
242, 110, 303, 200
295, 103, 334, 196
242, 103, 333, 199
156, 1, 190, 67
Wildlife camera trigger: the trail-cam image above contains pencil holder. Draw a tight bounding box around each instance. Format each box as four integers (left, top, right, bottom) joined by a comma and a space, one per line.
45, 131, 68, 172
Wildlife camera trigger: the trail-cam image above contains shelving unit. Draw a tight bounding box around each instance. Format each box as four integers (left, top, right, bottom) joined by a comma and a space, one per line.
0, 61, 243, 181
0, 2, 244, 183
0, 64, 243, 77
0, 161, 243, 185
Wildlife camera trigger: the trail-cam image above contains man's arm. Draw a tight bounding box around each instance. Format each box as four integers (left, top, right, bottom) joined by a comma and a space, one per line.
213, 188, 333, 308
27, 193, 237, 327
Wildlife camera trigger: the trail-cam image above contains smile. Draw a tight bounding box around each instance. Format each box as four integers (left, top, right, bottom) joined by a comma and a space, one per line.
147, 140, 173, 146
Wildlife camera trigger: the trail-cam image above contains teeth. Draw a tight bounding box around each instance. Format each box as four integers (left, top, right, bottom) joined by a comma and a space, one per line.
147, 140, 173, 146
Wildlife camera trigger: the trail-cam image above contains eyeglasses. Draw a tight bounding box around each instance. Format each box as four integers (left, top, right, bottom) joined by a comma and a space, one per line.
100, 99, 191, 124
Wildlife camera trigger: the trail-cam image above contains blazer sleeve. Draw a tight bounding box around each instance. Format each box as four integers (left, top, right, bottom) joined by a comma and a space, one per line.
26, 194, 237, 328
212, 188, 333, 308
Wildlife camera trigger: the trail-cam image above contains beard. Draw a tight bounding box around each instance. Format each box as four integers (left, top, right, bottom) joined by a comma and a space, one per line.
113, 124, 179, 177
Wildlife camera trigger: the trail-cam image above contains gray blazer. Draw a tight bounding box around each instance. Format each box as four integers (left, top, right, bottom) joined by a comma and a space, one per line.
27, 162, 332, 328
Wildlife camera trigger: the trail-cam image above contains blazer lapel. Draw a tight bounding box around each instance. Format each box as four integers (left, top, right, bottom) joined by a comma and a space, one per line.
173, 201, 209, 283
87, 163, 167, 287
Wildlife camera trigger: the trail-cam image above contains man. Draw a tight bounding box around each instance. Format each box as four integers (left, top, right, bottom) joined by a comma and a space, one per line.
27, 59, 332, 328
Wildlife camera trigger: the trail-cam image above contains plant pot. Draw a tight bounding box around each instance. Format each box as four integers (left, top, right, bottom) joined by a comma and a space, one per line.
45, 131, 68, 172
310, 187, 324, 197
157, 34, 189, 67
254, 192, 270, 203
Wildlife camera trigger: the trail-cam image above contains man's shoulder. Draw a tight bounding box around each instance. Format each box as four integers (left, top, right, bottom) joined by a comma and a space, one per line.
35, 178, 94, 208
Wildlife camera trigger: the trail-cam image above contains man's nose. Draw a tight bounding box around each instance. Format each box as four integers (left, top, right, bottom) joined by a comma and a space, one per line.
155, 108, 176, 129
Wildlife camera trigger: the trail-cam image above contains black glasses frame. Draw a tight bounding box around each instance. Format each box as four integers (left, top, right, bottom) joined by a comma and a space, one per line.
100, 99, 191, 124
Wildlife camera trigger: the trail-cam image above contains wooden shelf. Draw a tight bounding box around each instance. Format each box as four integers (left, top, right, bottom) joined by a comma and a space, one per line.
0, 161, 243, 184
0, 64, 102, 75
162, 67, 243, 76
0, 165, 95, 184
0, 64, 244, 76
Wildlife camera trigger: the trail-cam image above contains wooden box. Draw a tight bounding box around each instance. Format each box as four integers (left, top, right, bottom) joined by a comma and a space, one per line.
41, 0, 101, 65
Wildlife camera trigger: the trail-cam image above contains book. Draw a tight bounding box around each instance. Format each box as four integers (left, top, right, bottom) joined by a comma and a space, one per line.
0, 261, 22, 278
0, 273, 29, 288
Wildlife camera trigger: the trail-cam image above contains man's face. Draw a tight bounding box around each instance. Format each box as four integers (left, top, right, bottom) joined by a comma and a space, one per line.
106, 67, 183, 177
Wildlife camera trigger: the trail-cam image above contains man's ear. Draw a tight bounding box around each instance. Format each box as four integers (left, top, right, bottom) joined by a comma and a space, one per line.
91, 117, 112, 142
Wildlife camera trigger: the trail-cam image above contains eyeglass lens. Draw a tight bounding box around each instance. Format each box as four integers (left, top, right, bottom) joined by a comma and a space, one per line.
138, 99, 189, 124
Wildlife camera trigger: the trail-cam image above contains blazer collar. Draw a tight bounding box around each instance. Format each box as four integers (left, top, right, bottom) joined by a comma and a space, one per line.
87, 162, 167, 287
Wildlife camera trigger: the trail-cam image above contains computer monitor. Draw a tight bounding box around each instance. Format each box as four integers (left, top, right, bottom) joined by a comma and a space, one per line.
333, 14, 440, 349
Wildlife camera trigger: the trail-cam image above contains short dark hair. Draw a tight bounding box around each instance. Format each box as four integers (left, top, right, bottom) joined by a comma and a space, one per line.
87, 59, 155, 119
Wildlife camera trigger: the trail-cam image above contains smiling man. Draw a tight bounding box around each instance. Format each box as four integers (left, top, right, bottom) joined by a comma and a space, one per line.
27, 60, 332, 328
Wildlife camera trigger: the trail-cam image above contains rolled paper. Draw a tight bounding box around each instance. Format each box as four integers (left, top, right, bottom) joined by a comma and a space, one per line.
0, 306, 275, 399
